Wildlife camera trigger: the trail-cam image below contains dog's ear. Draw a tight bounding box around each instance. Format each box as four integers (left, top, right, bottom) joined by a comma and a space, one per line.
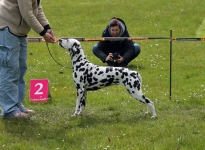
69, 41, 81, 56
72, 42, 81, 50
73, 42, 80, 48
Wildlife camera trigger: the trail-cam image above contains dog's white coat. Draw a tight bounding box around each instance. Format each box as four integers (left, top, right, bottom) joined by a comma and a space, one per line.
58, 39, 157, 118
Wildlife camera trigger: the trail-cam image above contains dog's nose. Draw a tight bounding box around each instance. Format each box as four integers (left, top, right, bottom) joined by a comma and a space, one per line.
58, 39, 63, 47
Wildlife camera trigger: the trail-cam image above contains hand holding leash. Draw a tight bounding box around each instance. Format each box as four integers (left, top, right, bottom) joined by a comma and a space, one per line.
47, 29, 54, 37
43, 32, 56, 43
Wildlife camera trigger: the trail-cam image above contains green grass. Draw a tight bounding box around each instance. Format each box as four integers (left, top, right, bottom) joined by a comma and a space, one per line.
1, 0, 205, 149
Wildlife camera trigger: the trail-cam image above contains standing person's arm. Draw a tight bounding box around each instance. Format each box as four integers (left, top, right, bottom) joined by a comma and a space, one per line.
17, 0, 55, 43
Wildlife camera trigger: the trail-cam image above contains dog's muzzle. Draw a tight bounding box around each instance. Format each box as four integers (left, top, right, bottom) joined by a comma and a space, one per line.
58, 39, 63, 47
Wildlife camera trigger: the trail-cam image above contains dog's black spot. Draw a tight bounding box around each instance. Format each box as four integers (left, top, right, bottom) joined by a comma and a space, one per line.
87, 72, 93, 78
87, 87, 100, 91
121, 71, 128, 79
106, 78, 114, 86
133, 80, 140, 90
87, 77, 92, 83
82, 76, 86, 83
145, 98, 150, 103
76, 83, 81, 90
100, 78, 107, 83
130, 72, 137, 79
80, 76, 84, 82
73, 55, 83, 65
142, 95, 150, 104
107, 75, 112, 78
93, 77, 98, 81
128, 82, 133, 89
79, 68, 85, 72
99, 77, 114, 86
80, 100, 85, 107
106, 67, 113, 73
122, 78, 129, 85
98, 71, 104, 75
83, 69, 88, 75
79, 91, 84, 94
74, 72, 77, 78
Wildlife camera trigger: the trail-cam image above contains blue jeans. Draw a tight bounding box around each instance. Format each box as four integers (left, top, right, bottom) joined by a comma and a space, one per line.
92, 43, 140, 67
0, 28, 27, 118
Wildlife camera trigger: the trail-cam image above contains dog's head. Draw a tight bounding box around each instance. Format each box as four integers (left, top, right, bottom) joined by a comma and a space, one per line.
58, 38, 81, 56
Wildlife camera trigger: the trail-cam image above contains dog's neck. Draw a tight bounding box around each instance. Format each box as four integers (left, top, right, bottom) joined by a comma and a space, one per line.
70, 48, 90, 68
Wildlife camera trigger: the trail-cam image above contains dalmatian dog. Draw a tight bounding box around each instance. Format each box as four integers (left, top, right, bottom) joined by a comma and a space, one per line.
58, 38, 157, 118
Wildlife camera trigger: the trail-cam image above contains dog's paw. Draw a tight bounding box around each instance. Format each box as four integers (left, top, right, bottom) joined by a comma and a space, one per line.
151, 115, 157, 119
145, 111, 150, 115
78, 112, 83, 116
72, 113, 78, 117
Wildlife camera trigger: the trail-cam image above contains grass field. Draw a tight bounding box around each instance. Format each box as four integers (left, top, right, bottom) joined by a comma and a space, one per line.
1, 0, 205, 149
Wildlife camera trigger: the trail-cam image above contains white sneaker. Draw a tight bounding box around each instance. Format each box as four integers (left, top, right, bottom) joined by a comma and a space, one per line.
10, 112, 30, 119
23, 109, 35, 115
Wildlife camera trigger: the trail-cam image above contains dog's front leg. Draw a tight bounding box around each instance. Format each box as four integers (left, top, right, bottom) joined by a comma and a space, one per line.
73, 88, 87, 116
73, 96, 80, 116
78, 88, 87, 115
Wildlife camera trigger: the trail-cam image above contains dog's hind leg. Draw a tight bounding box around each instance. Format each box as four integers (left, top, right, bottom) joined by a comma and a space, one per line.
145, 99, 157, 118
73, 88, 87, 116
131, 92, 157, 118
141, 95, 157, 118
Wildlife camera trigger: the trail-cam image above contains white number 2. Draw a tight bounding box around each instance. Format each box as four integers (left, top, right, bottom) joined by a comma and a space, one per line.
34, 83, 43, 95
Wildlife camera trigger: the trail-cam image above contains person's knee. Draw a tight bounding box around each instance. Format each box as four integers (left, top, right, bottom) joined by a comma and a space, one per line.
92, 44, 98, 54
134, 43, 140, 57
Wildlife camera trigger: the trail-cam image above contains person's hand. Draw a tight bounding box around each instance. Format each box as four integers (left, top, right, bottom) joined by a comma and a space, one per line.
116, 55, 124, 64
105, 53, 114, 62
47, 29, 54, 37
43, 32, 56, 43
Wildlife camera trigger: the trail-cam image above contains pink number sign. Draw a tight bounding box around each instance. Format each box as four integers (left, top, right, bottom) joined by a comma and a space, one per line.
30, 79, 49, 102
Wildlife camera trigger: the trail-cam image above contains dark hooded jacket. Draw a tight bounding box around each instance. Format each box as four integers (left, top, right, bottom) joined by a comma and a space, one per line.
94, 18, 135, 63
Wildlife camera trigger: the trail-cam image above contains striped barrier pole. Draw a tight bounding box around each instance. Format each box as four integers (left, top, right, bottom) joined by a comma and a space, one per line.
28, 37, 170, 42
172, 38, 205, 41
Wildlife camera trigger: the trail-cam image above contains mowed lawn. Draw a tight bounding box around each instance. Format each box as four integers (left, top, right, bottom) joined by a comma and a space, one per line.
0, 0, 205, 149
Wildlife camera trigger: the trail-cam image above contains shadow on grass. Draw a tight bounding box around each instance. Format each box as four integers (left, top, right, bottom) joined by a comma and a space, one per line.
1, 115, 78, 146
1, 107, 156, 149
128, 64, 145, 70
69, 110, 155, 128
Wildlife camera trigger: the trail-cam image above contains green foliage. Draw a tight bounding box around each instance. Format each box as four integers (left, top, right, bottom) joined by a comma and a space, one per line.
1, 0, 205, 149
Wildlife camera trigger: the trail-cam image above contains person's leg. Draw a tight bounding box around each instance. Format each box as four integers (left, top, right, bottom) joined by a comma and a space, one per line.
117, 61, 128, 67
92, 44, 116, 66
92, 44, 98, 57
119, 43, 141, 67
17, 37, 28, 112
107, 61, 117, 66
0, 28, 22, 118
16, 37, 35, 115
132, 43, 141, 61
